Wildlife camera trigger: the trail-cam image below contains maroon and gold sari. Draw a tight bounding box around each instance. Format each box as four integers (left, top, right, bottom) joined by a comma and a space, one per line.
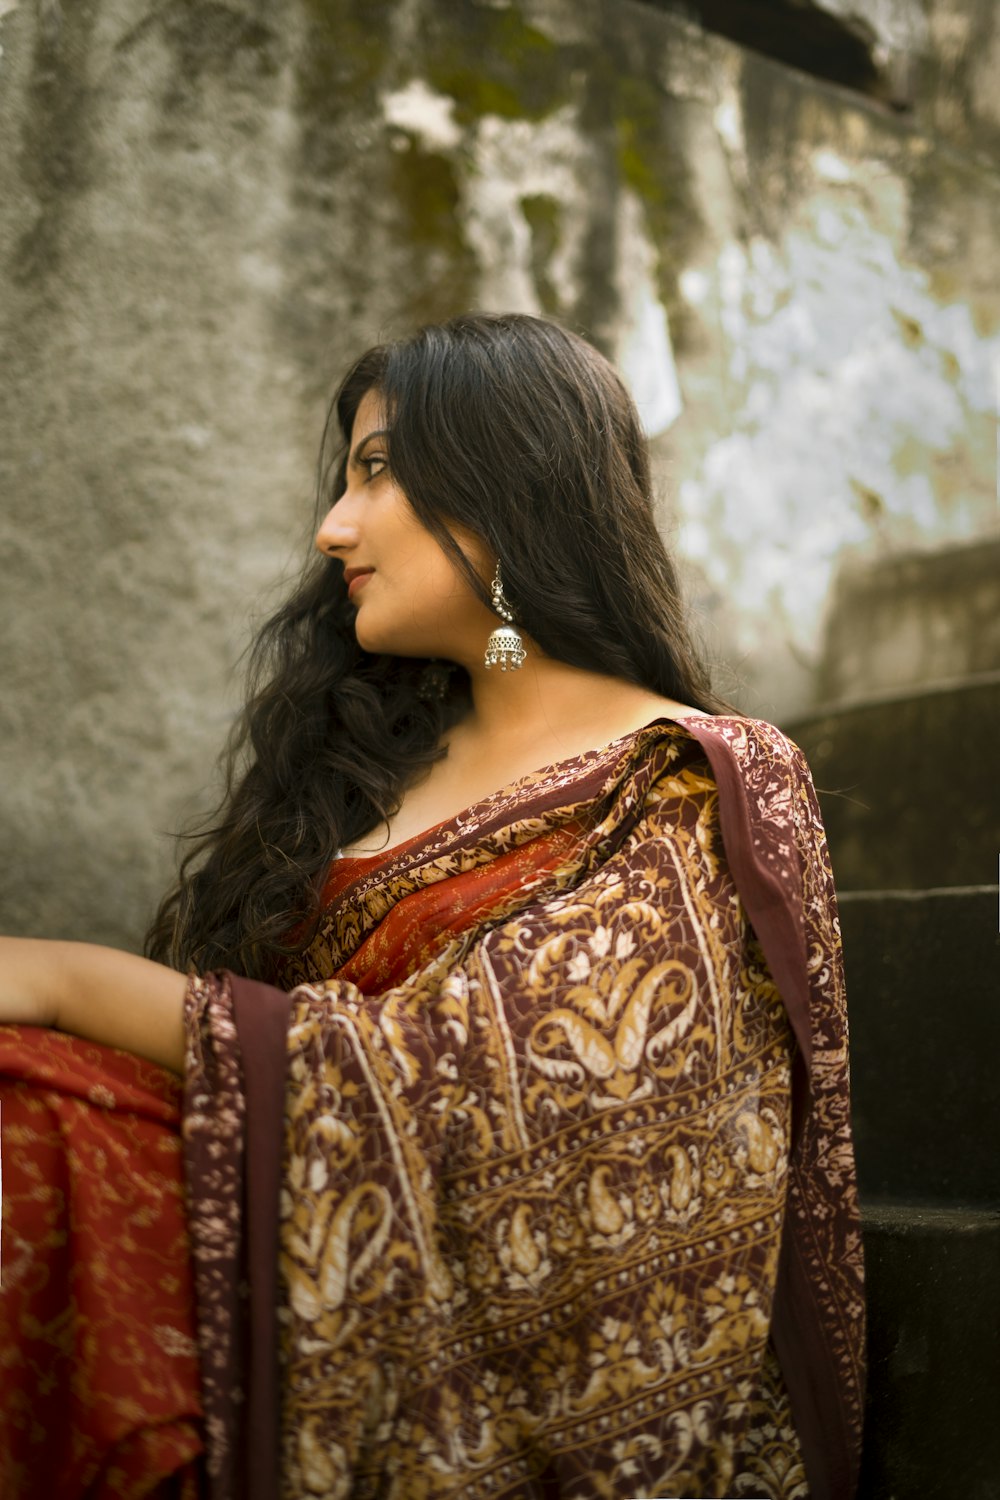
1, 716, 865, 1500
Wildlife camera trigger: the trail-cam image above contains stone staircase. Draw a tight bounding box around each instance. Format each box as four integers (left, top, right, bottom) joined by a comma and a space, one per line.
782, 543, 1000, 1499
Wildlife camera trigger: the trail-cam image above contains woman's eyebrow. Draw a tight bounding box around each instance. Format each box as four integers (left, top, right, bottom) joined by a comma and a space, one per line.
348, 428, 390, 467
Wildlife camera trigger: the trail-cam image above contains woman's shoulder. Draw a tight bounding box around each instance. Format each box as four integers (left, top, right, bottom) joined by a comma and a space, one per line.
632, 706, 810, 776
674, 715, 828, 861
638, 713, 831, 898
679, 711, 808, 765
642, 711, 819, 815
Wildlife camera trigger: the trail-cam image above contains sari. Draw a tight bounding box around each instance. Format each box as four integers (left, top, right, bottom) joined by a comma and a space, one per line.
181, 715, 865, 1500
0, 1030, 203, 1497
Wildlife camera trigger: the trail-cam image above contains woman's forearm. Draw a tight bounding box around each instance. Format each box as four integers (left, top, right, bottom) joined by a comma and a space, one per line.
1, 937, 188, 1074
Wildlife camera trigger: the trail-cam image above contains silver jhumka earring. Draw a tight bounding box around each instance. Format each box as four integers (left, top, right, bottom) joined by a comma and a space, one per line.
484, 563, 526, 671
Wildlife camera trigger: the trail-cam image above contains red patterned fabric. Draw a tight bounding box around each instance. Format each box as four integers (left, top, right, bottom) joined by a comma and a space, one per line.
315, 818, 588, 995
0, 1028, 203, 1498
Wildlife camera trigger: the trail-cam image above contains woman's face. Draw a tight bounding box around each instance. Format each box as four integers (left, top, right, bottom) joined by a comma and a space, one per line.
314, 389, 495, 663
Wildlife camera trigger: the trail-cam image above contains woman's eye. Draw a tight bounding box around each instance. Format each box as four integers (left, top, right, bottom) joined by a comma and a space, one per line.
363, 455, 388, 480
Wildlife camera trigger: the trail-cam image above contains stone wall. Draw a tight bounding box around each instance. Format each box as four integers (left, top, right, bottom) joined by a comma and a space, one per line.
1, 0, 997, 948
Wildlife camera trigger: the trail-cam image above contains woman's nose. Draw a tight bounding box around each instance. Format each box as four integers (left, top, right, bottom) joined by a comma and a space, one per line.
314, 496, 358, 557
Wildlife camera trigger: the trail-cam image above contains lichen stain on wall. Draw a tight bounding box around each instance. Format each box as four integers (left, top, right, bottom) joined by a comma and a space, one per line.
671, 100, 999, 707
367, 3, 702, 387
0, 0, 19, 64
286, 1, 708, 350
614, 188, 684, 439
10, 0, 101, 285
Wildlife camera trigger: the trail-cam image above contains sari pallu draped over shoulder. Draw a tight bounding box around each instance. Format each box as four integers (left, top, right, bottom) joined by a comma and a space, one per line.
182, 717, 866, 1500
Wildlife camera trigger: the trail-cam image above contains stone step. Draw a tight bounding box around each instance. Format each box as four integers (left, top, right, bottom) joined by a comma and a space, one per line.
783, 673, 1000, 890
816, 536, 1000, 705
858, 1200, 1000, 1500
839, 887, 1000, 1204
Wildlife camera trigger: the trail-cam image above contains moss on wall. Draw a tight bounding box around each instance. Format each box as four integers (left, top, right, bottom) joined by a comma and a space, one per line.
386, 141, 477, 322
520, 193, 563, 316
424, 5, 569, 124
297, 0, 399, 129
14, 1, 99, 283
608, 38, 705, 353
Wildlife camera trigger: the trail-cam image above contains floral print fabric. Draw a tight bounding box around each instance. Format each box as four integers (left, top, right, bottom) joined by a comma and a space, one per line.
184, 717, 864, 1500
0, 1028, 203, 1498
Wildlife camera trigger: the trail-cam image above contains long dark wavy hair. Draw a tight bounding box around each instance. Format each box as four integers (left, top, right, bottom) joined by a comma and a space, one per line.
146, 312, 720, 979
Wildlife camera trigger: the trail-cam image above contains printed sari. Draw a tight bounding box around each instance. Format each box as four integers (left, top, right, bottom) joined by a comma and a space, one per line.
183, 715, 865, 1500
0, 714, 865, 1500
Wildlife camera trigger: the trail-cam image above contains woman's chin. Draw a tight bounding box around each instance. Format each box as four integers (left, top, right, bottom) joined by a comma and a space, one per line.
353, 621, 434, 660
351, 612, 389, 654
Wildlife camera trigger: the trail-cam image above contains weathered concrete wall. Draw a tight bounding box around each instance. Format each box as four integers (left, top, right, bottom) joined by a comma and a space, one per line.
0, 0, 317, 947
1, 0, 997, 947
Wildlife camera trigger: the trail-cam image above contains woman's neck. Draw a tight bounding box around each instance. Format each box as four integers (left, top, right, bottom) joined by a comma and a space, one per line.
338, 654, 708, 860
456, 651, 704, 763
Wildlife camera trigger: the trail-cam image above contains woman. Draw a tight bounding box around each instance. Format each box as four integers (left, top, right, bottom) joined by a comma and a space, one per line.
0, 313, 865, 1499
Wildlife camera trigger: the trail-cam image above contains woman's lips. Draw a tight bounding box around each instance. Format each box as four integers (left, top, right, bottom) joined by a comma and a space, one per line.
346, 569, 374, 600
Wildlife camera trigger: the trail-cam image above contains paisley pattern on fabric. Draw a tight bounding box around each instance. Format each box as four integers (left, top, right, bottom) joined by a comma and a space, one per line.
0, 1027, 203, 1499
182, 715, 863, 1499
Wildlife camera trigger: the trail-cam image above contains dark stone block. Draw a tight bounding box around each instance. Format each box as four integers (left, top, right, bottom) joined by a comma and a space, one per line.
840, 889, 1000, 1203
859, 1203, 1000, 1500
817, 538, 1000, 703
785, 677, 1000, 891
639, 0, 884, 99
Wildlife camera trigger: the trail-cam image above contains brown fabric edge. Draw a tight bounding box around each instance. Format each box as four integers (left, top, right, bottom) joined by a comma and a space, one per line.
229, 974, 294, 1500
686, 723, 814, 1092
771, 1197, 857, 1500
686, 721, 858, 1500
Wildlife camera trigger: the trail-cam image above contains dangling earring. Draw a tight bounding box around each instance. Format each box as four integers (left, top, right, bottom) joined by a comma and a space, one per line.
484, 563, 526, 671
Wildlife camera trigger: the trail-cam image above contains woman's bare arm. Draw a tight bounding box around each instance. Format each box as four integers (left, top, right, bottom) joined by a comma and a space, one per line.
0, 937, 188, 1074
